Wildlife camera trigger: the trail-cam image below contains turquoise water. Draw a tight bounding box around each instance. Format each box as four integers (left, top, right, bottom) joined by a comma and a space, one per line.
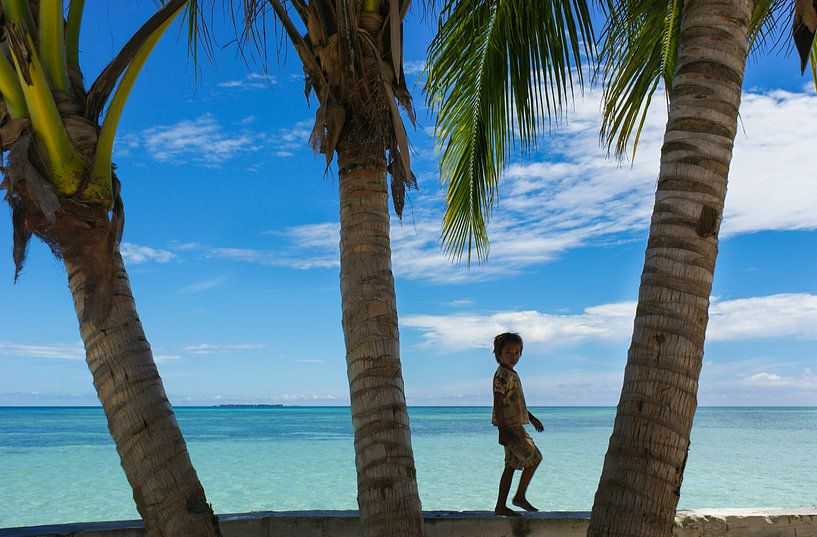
1, 406, 815, 528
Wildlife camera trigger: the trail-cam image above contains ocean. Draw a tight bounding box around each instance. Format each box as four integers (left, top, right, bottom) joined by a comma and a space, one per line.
0, 406, 815, 528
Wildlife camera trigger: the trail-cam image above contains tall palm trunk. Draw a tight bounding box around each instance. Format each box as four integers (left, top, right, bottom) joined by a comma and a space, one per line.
337, 139, 424, 537
65, 249, 221, 537
588, 0, 751, 536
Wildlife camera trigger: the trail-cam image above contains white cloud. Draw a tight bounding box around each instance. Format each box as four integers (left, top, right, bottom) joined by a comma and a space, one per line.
708, 294, 817, 341
273, 119, 313, 156
121, 114, 264, 165
155, 354, 183, 363
218, 72, 276, 90
403, 304, 633, 351
447, 299, 476, 307
699, 363, 817, 405
403, 293, 817, 351
278, 393, 341, 402
403, 60, 426, 76
724, 89, 817, 235
0, 341, 84, 360
121, 242, 174, 264
183, 343, 267, 354
744, 372, 783, 385
152, 88, 817, 285
180, 275, 230, 293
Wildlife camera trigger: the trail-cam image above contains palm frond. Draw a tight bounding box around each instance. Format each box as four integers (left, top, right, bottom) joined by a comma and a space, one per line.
87, 0, 206, 122
793, 0, 817, 73
0, 52, 27, 118
7, 23, 84, 195
597, 0, 683, 159
747, 0, 787, 54
66, 0, 86, 68
92, 1, 189, 205
425, 0, 596, 262
38, 0, 71, 92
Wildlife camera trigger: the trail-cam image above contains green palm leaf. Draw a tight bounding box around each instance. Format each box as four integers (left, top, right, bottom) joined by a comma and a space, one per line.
599, 0, 783, 160
597, 0, 683, 160
425, 0, 597, 262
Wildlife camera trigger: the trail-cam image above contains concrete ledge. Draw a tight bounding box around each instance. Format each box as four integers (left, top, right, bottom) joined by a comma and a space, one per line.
1, 508, 815, 537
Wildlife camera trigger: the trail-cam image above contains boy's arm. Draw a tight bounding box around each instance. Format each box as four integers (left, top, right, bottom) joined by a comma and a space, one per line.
528, 410, 544, 432
494, 391, 509, 445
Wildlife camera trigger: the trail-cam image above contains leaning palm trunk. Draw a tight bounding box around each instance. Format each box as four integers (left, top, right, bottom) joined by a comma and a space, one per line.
338, 137, 423, 537
65, 250, 220, 537
587, 0, 751, 536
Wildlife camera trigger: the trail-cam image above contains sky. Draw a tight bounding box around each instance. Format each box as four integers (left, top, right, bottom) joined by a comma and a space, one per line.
0, 2, 815, 407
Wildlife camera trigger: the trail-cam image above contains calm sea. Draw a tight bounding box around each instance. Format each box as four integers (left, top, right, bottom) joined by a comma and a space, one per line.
1, 406, 815, 528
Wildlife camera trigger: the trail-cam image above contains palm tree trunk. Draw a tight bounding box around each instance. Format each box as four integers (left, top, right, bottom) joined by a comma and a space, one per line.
587, 0, 751, 536
337, 145, 424, 537
65, 249, 221, 537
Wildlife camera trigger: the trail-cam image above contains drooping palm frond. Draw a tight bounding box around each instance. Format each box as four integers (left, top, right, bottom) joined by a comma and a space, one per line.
93, 1, 191, 193
238, 0, 416, 217
597, 0, 682, 160
87, 0, 209, 123
599, 0, 787, 161
425, 0, 597, 262
793, 0, 817, 71
747, 0, 787, 53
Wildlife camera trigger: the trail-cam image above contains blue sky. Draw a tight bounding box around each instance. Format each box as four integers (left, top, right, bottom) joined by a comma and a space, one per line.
1, 2, 815, 406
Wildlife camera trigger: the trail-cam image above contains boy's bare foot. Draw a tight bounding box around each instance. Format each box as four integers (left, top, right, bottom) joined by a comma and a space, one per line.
512, 497, 538, 512
494, 506, 521, 517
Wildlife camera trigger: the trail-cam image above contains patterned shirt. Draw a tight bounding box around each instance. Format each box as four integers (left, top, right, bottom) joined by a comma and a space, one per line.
491, 365, 529, 426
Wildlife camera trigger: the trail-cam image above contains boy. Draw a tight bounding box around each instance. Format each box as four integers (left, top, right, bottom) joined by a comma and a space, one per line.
492, 332, 543, 517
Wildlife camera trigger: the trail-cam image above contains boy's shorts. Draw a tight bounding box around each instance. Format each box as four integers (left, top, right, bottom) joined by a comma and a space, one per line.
503, 425, 542, 470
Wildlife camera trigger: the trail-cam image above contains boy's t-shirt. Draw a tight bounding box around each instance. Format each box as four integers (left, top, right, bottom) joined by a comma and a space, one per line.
492, 365, 529, 426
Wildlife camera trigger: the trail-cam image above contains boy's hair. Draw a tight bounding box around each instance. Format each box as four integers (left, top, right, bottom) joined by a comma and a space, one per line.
493, 332, 523, 362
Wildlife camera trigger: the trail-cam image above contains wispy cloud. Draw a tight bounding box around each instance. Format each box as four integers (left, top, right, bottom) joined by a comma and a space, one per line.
708, 293, 817, 341
183, 343, 267, 354
0, 341, 84, 360
155, 354, 183, 363
272, 119, 313, 157
121, 242, 174, 264
180, 275, 230, 293
403, 60, 426, 76
149, 88, 817, 285
698, 360, 817, 405
253, 87, 817, 284
402, 293, 817, 352
117, 114, 265, 166
447, 299, 476, 307
218, 72, 276, 90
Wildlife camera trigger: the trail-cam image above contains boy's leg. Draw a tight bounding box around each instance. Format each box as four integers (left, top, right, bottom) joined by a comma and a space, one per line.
494, 464, 519, 516
512, 459, 540, 512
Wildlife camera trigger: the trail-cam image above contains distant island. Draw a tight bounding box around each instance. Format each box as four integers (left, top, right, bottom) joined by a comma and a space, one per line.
216, 404, 284, 408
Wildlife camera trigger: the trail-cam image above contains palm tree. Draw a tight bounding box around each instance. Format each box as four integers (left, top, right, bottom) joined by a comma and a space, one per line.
425, 0, 814, 536
1, 1, 221, 535
240, 1, 422, 536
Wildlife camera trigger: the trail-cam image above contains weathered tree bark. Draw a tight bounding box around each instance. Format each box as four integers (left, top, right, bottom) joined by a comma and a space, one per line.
337, 140, 424, 537
65, 250, 221, 537
587, 1, 751, 536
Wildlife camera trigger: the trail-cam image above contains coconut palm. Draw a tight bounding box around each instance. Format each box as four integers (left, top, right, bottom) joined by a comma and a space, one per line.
0, 1, 221, 535
588, 0, 811, 535
425, 0, 814, 536
240, 1, 422, 536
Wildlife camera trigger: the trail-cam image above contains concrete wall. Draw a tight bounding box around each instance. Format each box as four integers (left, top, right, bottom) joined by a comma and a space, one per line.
1, 509, 815, 537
